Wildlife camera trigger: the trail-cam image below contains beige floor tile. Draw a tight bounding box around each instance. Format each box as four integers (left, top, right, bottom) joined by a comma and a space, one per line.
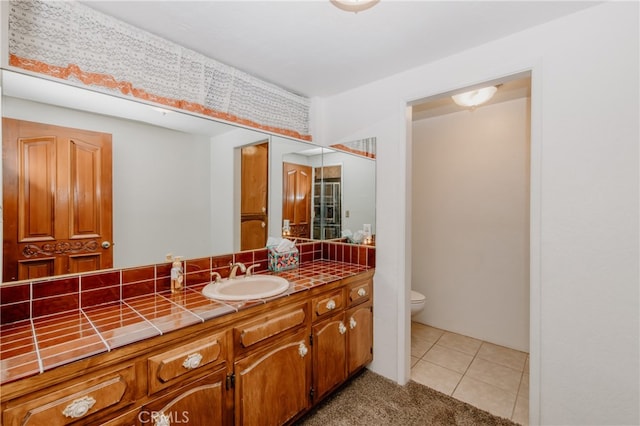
411, 359, 462, 396
518, 372, 529, 399
465, 357, 522, 394
411, 356, 421, 367
512, 394, 529, 425
524, 355, 529, 374
411, 322, 445, 343
411, 336, 435, 358
477, 342, 527, 371
423, 344, 474, 374
453, 375, 517, 419
437, 331, 482, 355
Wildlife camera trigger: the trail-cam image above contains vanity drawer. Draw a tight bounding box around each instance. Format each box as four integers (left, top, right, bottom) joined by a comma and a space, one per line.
234, 303, 308, 351
3, 365, 135, 426
312, 289, 345, 321
148, 331, 228, 395
347, 277, 372, 307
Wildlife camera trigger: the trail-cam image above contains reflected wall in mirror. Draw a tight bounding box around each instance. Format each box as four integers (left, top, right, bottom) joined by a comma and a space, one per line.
1, 70, 376, 283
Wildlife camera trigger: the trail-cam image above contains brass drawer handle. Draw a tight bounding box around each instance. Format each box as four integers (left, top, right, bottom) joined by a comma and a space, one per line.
326, 299, 336, 310
62, 395, 96, 418
357, 288, 366, 297
182, 353, 203, 370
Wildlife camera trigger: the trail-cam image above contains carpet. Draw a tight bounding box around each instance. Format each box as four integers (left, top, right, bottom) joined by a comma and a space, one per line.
296, 369, 520, 426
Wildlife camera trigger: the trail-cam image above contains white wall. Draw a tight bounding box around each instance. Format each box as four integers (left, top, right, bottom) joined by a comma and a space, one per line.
3, 97, 214, 268
311, 3, 639, 425
323, 150, 376, 235
412, 98, 530, 352
209, 127, 269, 254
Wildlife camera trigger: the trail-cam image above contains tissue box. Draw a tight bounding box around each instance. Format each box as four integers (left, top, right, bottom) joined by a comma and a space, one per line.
268, 247, 299, 272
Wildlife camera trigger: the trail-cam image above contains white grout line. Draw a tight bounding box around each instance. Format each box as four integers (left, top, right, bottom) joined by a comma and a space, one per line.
122, 300, 164, 336
29, 318, 44, 373
81, 308, 111, 351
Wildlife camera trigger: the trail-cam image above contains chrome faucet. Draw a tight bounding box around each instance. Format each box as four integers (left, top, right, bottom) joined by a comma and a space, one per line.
246, 263, 260, 277
229, 262, 246, 279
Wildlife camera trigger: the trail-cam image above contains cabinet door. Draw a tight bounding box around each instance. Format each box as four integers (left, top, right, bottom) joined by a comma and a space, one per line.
234, 329, 311, 426
347, 302, 373, 376
312, 313, 347, 402
141, 369, 229, 426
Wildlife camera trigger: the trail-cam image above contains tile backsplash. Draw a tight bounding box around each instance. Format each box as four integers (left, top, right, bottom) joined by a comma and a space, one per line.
0, 240, 375, 325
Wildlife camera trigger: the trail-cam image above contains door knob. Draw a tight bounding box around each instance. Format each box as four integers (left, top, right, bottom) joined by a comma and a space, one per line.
101, 241, 111, 249
261, 222, 266, 228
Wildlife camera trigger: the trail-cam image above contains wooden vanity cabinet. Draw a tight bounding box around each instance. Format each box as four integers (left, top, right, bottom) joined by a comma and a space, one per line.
232, 302, 311, 426
311, 312, 347, 402
1, 269, 374, 426
2, 363, 139, 426
234, 328, 311, 426
311, 270, 374, 404
346, 301, 373, 375
141, 368, 230, 426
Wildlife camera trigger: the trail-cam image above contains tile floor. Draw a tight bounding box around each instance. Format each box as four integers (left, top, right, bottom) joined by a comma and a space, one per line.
411, 322, 529, 425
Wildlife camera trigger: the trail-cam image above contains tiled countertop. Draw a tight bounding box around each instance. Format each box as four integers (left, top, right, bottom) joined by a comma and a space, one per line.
0, 260, 370, 386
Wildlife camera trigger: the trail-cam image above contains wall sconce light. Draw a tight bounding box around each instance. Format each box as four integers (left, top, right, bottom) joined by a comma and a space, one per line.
330, 0, 379, 13
451, 86, 498, 108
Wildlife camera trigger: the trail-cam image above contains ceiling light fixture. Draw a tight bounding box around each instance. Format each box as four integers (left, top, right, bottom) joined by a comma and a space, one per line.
451, 86, 498, 108
330, 0, 380, 13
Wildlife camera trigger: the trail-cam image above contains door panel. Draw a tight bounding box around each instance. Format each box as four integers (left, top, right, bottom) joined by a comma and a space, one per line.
240, 141, 268, 250
18, 136, 56, 241
3, 118, 113, 282
282, 162, 311, 239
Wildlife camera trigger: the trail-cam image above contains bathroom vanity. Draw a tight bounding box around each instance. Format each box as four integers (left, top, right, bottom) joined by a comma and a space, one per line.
0, 262, 374, 426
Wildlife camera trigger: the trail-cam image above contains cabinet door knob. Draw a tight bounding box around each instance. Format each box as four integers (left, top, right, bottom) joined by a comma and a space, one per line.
155, 412, 171, 426
326, 299, 336, 310
62, 395, 96, 418
182, 352, 203, 370
339, 322, 347, 335
350, 317, 357, 330
358, 288, 366, 297
298, 342, 308, 358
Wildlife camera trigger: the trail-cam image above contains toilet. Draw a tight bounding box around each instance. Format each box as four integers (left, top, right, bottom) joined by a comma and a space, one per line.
411, 290, 426, 316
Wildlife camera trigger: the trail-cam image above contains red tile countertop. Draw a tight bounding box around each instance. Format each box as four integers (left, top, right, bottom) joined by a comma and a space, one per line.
0, 260, 370, 385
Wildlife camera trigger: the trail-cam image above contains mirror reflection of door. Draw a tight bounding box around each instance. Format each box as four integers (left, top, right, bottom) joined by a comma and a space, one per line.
282, 162, 312, 239
2, 118, 113, 282
240, 141, 269, 250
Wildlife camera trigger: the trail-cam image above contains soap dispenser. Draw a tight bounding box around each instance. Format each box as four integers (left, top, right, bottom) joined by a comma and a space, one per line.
170, 256, 184, 293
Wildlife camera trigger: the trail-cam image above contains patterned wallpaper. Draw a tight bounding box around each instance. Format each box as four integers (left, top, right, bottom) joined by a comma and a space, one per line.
6, 0, 312, 140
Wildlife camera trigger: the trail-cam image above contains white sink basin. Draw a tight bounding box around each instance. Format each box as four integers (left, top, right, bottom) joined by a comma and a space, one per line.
202, 275, 290, 301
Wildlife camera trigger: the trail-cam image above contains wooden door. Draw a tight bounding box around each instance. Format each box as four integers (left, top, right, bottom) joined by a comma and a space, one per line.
312, 313, 347, 402
234, 329, 311, 426
282, 162, 311, 238
141, 369, 230, 426
240, 142, 268, 250
347, 302, 374, 375
2, 118, 113, 282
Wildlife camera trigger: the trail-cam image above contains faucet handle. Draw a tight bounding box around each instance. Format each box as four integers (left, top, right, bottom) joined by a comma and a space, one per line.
246, 264, 260, 277
211, 272, 222, 283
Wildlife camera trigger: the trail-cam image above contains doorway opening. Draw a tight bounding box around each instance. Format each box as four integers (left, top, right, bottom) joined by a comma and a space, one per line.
408, 72, 531, 423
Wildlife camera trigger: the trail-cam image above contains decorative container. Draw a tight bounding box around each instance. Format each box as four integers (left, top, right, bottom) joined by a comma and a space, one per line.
268, 247, 299, 272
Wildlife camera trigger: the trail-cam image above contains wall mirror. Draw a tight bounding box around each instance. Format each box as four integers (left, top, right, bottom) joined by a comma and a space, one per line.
1, 69, 375, 283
